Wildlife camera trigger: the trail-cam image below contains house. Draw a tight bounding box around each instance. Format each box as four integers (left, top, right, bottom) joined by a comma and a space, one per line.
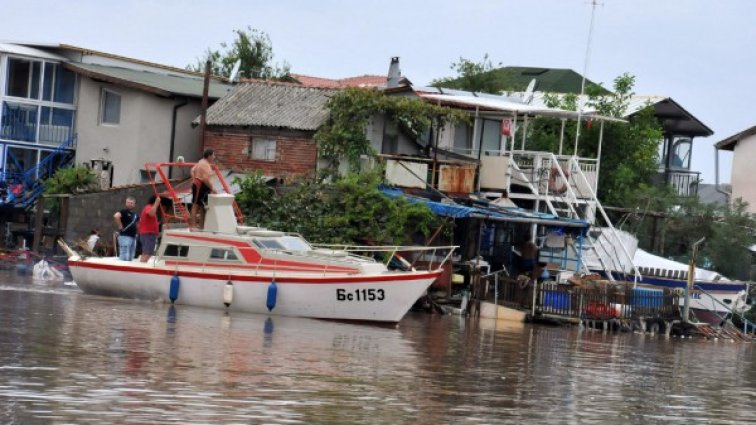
439, 65, 713, 197
0, 42, 231, 204
202, 80, 336, 180
715, 125, 756, 213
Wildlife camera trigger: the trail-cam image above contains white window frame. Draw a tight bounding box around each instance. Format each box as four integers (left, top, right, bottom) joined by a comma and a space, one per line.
100, 88, 121, 126
250, 137, 276, 161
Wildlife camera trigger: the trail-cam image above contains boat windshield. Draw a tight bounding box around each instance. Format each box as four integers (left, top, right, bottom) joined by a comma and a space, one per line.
253, 236, 312, 252
279, 236, 312, 251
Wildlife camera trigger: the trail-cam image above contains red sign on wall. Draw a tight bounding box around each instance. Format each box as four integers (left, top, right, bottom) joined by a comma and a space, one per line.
501, 118, 512, 136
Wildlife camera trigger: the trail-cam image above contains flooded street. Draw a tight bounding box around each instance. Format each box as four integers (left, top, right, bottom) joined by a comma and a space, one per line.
1, 272, 755, 424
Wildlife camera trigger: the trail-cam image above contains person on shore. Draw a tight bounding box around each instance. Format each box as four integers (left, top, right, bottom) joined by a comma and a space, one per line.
138, 195, 162, 262
519, 235, 540, 281
86, 229, 100, 252
190, 149, 217, 229
114, 196, 138, 261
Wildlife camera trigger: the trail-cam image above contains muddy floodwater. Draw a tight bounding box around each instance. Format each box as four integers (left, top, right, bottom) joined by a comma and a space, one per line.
1, 272, 754, 424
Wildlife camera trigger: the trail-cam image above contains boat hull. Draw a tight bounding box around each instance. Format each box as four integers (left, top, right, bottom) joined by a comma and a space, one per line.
68, 258, 439, 323
615, 274, 748, 315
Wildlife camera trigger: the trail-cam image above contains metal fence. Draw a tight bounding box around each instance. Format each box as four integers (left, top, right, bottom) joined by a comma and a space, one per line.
483, 276, 681, 321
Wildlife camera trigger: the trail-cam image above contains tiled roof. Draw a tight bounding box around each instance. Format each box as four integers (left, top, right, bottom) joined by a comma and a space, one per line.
204, 80, 337, 130
291, 73, 386, 88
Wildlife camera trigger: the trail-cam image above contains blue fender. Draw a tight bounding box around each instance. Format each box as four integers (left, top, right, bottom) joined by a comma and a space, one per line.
266, 280, 277, 311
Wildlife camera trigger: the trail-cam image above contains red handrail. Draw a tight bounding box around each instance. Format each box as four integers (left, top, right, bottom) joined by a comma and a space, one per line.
145, 162, 244, 229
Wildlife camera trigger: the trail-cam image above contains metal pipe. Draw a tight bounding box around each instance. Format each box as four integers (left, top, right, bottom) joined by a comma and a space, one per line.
596, 120, 604, 187
714, 146, 731, 202
168, 98, 189, 179
558, 119, 566, 155
682, 236, 706, 323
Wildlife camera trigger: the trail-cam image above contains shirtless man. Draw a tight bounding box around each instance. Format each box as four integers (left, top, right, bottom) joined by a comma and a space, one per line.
520, 236, 540, 280
190, 149, 217, 228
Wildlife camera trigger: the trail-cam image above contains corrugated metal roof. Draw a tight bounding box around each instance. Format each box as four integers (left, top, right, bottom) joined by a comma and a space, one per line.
0, 42, 68, 61
507, 92, 713, 136
204, 81, 337, 130
418, 92, 625, 123
66, 63, 231, 99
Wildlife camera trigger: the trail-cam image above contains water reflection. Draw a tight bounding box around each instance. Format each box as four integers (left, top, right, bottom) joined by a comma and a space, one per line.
1, 274, 755, 424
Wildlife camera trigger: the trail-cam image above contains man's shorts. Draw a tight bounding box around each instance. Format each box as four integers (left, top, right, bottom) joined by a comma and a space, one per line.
192, 181, 210, 206
140, 234, 158, 255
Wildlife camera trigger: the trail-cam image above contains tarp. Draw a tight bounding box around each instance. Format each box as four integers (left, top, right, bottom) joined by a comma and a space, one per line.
381, 187, 589, 228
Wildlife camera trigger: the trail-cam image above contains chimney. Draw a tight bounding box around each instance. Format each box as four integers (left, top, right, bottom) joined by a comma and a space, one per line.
387, 57, 401, 88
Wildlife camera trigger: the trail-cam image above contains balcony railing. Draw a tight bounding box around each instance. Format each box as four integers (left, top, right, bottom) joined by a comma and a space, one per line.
665, 170, 700, 197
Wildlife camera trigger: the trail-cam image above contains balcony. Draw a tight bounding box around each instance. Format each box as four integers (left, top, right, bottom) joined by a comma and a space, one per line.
1, 101, 75, 145
664, 170, 700, 197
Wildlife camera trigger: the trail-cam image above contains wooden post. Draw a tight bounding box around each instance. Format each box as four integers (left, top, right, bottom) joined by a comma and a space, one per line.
199, 60, 211, 157
32, 196, 45, 253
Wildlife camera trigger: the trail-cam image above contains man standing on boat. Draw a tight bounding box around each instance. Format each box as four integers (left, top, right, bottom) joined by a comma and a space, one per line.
114, 196, 138, 261
190, 149, 218, 228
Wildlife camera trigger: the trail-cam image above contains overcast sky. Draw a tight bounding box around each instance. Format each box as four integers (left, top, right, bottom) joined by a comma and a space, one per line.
4, 0, 753, 183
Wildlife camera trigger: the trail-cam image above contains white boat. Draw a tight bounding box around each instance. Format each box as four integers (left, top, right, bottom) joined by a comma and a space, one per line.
585, 228, 750, 319
68, 163, 455, 323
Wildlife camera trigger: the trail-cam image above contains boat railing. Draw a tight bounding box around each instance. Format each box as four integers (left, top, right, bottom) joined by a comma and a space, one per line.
155, 240, 456, 274
311, 244, 458, 271
693, 286, 756, 335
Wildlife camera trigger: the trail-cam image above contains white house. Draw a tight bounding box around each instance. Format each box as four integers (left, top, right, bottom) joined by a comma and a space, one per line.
0, 42, 230, 199
715, 125, 756, 213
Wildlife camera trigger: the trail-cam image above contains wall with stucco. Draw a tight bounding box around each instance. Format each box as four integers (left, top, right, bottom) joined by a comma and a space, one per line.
74, 77, 203, 186
729, 134, 756, 213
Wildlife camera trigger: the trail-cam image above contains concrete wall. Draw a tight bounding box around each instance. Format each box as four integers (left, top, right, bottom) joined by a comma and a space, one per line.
63, 183, 164, 243
74, 77, 202, 186
730, 134, 756, 213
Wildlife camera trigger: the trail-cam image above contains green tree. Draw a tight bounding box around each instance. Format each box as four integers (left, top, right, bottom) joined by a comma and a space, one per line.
234, 170, 441, 245
43, 166, 97, 195
315, 87, 468, 179
189, 27, 290, 79
431, 55, 511, 94
530, 74, 663, 206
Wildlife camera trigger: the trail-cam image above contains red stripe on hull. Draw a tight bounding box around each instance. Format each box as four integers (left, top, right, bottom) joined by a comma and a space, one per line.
68, 260, 441, 285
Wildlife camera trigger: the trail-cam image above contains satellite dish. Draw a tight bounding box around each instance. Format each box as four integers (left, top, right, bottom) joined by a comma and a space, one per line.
523, 78, 536, 104
228, 59, 242, 83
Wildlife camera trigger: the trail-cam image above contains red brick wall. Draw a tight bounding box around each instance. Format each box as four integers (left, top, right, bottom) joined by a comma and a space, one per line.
204, 126, 318, 180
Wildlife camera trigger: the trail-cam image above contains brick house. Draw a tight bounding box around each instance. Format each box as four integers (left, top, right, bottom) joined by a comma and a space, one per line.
202, 81, 336, 180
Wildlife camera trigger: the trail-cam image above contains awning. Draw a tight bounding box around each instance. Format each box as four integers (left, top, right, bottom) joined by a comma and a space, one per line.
419, 93, 625, 123
381, 187, 589, 228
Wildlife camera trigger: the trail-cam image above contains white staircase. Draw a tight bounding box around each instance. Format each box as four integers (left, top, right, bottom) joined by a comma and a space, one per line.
505, 151, 641, 283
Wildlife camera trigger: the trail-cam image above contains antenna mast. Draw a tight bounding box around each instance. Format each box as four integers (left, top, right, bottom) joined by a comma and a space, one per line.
573, 0, 601, 155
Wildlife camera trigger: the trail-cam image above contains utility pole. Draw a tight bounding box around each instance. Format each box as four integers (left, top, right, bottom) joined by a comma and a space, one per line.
574, 0, 601, 155
199, 60, 211, 158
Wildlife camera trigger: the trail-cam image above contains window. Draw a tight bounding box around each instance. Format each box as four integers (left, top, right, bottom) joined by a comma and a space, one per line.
42, 64, 76, 104
480, 119, 502, 155
279, 236, 311, 251
6, 58, 41, 99
100, 89, 121, 125
250, 138, 276, 161
164, 245, 189, 257
1, 102, 38, 142
39, 107, 75, 143
210, 248, 239, 261
252, 238, 285, 250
